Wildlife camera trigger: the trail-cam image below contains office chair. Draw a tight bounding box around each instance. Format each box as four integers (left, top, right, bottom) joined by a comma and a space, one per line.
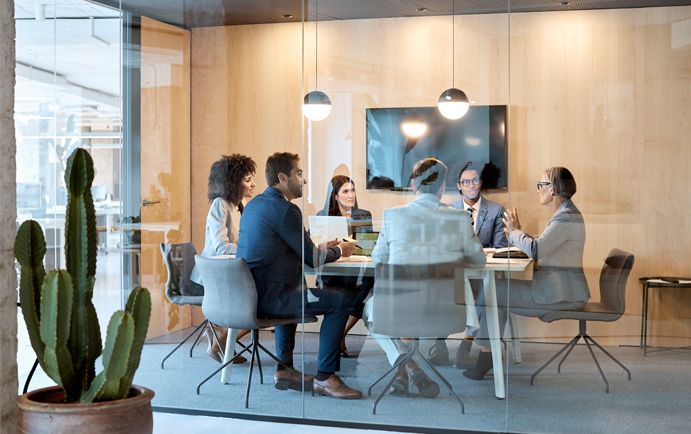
194, 256, 317, 408
160, 242, 221, 369
529, 248, 635, 393
367, 262, 469, 415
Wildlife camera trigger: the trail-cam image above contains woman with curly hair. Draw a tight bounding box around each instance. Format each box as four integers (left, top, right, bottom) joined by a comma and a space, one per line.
191, 154, 256, 363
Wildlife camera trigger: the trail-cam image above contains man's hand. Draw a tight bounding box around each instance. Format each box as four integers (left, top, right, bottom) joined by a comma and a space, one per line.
338, 240, 357, 258
319, 238, 340, 249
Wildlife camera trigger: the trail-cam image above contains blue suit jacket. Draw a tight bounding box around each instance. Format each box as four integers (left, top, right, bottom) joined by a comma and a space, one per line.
451, 195, 508, 248
237, 187, 341, 316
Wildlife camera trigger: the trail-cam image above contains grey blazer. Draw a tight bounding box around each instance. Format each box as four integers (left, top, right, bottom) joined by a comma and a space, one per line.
508, 199, 590, 305
451, 196, 508, 248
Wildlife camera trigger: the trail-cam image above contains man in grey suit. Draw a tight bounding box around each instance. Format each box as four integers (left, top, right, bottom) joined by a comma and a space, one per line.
428, 162, 508, 367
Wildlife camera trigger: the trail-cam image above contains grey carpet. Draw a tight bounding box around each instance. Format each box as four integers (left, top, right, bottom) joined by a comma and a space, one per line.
135, 331, 691, 433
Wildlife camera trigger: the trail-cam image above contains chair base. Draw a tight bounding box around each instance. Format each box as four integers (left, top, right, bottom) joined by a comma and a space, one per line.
530, 320, 631, 393
161, 320, 220, 369
367, 339, 465, 415
196, 329, 282, 409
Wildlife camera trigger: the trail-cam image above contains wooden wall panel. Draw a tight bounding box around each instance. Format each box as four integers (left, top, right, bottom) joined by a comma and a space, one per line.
191, 7, 691, 345
140, 17, 192, 338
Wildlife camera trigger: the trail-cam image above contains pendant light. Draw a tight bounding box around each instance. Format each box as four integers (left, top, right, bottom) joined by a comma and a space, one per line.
438, 0, 470, 120
302, 0, 331, 121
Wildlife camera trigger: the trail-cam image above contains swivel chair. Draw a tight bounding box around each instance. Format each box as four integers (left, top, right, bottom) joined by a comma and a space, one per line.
529, 248, 635, 393
367, 262, 469, 415
160, 242, 221, 368
194, 256, 317, 408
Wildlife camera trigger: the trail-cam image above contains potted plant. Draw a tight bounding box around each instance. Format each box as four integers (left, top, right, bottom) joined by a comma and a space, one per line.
15, 148, 154, 434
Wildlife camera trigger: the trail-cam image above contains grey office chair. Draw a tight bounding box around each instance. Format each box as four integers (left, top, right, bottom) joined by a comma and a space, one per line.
160, 242, 221, 369
194, 255, 317, 408
367, 262, 469, 415
530, 248, 635, 393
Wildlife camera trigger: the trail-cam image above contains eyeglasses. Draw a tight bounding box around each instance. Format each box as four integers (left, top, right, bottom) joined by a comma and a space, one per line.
536, 181, 552, 190
458, 177, 480, 187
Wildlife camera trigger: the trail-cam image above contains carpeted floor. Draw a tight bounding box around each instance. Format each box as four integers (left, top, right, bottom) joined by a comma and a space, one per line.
136, 330, 691, 434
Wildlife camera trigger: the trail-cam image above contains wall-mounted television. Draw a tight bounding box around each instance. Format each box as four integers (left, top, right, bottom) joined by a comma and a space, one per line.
366, 105, 507, 190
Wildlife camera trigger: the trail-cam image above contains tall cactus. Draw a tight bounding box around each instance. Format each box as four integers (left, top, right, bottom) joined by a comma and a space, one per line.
64, 149, 101, 392
15, 147, 151, 403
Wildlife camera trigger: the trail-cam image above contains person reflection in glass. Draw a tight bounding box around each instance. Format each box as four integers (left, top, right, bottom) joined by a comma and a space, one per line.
428, 162, 508, 367
365, 157, 486, 398
465, 166, 590, 380
317, 176, 374, 358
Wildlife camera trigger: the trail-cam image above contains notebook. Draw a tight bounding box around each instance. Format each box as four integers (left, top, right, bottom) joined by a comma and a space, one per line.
353, 231, 379, 256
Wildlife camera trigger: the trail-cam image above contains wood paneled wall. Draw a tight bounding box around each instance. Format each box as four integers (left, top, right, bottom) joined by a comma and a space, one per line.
140, 17, 192, 338
191, 7, 691, 345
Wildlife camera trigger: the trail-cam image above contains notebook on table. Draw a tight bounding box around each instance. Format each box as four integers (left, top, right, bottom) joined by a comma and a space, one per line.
353, 231, 379, 256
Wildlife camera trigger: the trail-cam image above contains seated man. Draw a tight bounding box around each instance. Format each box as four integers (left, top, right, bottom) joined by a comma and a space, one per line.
428, 161, 508, 367
365, 157, 486, 398
237, 152, 361, 399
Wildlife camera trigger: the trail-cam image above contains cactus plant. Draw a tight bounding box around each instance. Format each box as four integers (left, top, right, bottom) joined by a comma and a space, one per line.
15, 148, 151, 403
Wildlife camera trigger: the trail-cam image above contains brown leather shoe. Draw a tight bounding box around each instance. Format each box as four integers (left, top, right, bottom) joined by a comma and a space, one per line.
274, 368, 314, 391
313, 375, 363, 399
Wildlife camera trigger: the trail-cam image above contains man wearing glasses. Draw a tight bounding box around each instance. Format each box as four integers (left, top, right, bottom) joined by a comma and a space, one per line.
427, 162, 508, 367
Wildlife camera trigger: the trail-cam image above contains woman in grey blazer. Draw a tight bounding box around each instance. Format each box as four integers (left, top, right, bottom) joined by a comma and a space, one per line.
465, 166, 590, 380
191, 154, 256, 363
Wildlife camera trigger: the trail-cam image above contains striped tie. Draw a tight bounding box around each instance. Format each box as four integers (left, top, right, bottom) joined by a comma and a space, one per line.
468, 207, 475, 229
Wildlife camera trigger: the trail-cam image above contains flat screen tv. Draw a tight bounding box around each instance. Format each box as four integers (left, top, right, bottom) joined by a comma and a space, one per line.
366, 105, 507, 190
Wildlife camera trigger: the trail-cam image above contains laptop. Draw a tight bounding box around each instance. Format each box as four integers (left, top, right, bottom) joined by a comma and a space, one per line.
307, 215, 348, 243
353, 231, 379, 256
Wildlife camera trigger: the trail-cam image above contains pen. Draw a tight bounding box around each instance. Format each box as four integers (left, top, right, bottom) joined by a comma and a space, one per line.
343, 238, 363, 249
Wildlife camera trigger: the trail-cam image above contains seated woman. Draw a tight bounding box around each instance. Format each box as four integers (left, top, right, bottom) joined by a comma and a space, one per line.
317, 175, 374, 357
191, 154, 257, 363
464, 166, 590, 380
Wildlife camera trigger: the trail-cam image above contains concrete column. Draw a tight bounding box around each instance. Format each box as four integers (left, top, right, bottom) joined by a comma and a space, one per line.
0, 0, 18, 433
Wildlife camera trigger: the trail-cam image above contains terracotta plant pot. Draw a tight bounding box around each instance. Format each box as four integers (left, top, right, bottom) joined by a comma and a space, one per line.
17, 385, 154, 434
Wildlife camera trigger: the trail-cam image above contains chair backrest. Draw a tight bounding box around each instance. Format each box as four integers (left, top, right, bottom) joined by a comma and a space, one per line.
160, 243, 204, 301
598, 248, 635, 314
194, 255, 260, 330
370, 262, 468, 338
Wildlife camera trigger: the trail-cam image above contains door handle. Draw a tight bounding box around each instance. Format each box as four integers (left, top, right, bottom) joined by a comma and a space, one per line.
142, 199, 161, 207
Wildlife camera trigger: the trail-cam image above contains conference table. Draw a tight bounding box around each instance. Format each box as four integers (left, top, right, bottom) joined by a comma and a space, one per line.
220, 249, 532, 400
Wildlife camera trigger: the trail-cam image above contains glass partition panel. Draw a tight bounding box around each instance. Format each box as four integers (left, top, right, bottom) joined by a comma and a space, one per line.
14, 0, 123, 391
504, 5, 691, 433
300, 1, 511, 431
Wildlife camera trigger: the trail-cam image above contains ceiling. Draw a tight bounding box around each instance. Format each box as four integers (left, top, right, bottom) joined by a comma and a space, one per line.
87, 0, 691, 28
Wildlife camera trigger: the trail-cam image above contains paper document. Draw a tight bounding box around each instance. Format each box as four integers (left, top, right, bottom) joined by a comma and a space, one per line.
308, 215, 348, 243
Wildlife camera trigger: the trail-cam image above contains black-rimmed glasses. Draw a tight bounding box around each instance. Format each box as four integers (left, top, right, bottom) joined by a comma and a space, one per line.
536, 181, 551, 190
458, 177, 480, 187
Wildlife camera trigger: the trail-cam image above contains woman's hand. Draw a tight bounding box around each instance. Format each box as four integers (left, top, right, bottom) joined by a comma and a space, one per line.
502, 207, 521, 236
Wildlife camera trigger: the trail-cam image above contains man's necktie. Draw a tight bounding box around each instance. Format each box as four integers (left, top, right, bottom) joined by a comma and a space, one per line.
468, 207, 475, 229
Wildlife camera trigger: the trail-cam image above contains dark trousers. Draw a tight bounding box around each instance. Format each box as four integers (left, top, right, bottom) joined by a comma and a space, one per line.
274, 286, 354, 374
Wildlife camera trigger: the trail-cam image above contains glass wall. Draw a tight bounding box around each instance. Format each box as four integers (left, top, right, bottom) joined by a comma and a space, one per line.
14, 0, 124, 391
16, 1, 691, 433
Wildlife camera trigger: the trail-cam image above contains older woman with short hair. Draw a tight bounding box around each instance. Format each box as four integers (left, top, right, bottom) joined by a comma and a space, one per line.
465, 166, 590, 380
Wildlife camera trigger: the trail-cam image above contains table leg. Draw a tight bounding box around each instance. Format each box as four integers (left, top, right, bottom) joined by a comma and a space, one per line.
643, 284, 649, 356
483, 270, 505, 399
220, 328, 238, 384
640, 283, 646, 348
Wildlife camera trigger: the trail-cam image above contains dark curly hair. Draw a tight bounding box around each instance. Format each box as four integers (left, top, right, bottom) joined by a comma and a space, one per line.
207, 154, 256, 208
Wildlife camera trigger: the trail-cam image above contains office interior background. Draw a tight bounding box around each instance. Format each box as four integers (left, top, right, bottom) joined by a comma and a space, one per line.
9, 0, 691, 432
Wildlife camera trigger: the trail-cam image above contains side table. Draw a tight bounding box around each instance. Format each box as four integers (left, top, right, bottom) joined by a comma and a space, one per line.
639, 276, 691, 355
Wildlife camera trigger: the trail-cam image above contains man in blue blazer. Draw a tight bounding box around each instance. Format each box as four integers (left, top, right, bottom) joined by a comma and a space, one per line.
428, 162, 509, 367
237, 152, 362, 399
